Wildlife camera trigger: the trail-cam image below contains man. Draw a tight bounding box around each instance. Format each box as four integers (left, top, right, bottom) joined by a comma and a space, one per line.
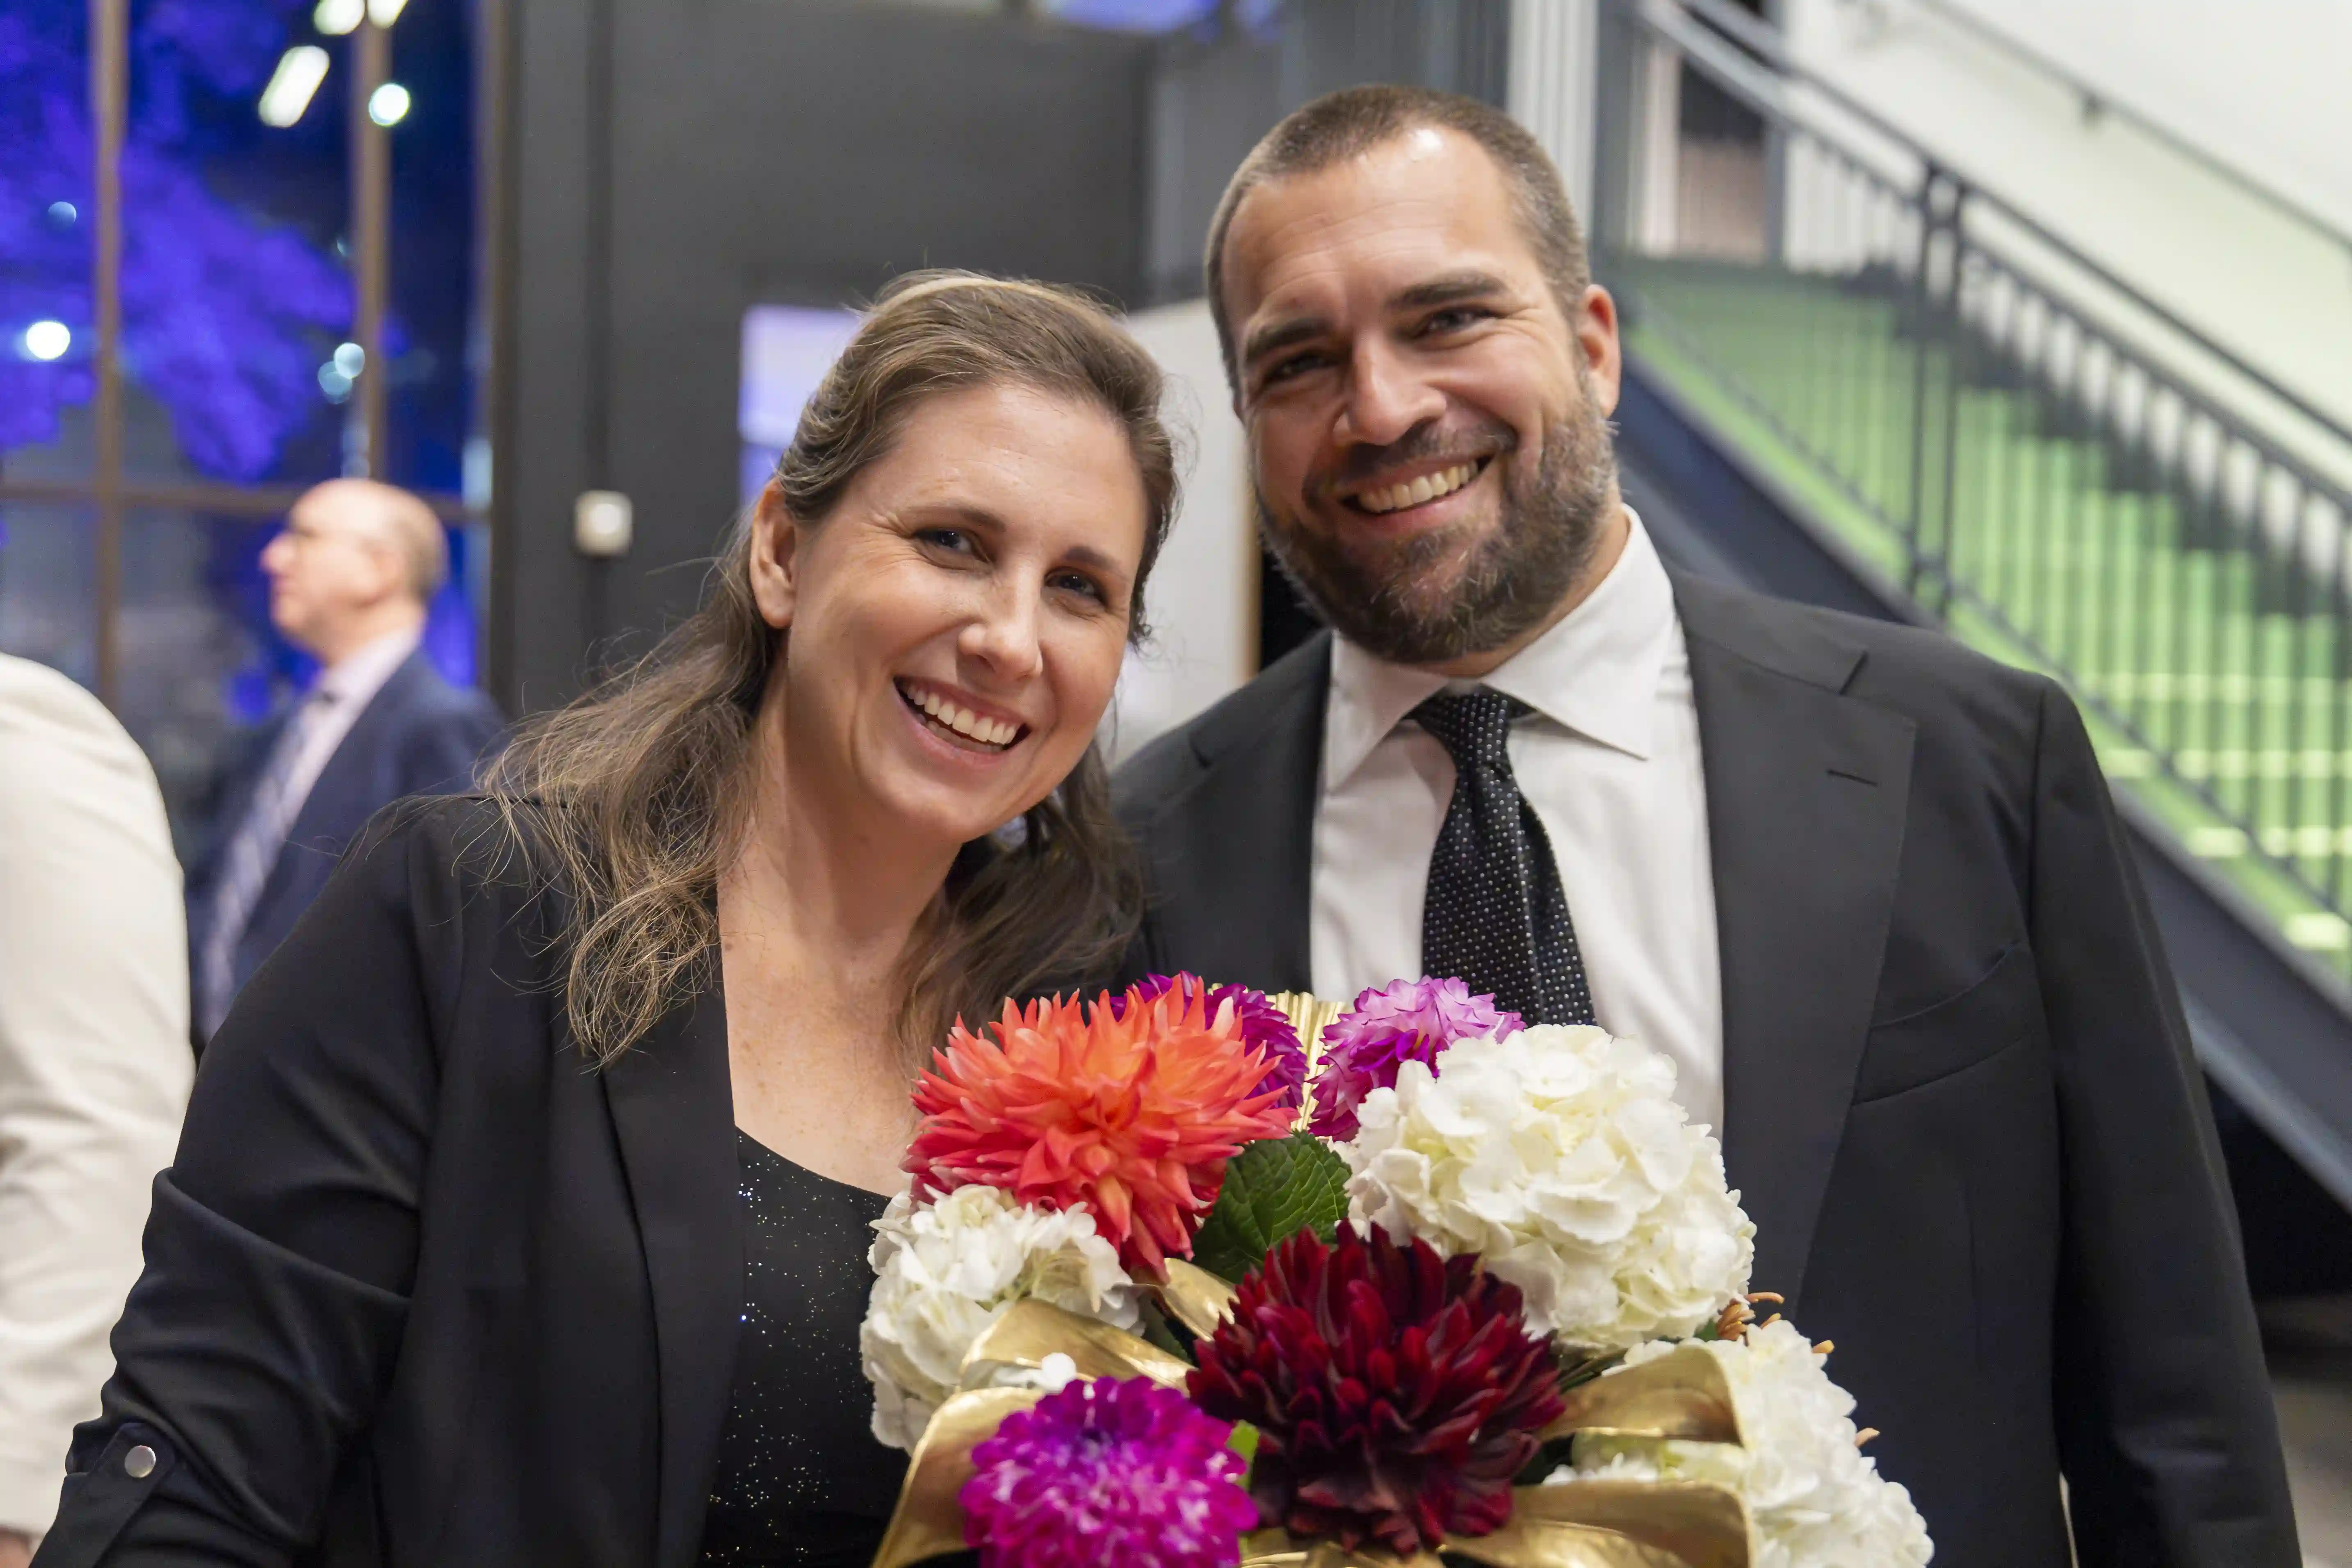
1114, 86, 2297, 1566
0, 656, 194, 1566
187, 479, 504, 1042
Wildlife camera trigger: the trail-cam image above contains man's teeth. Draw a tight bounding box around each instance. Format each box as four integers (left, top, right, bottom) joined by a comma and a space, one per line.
1355, 461, 1480, 516
906, 685, 1018, 748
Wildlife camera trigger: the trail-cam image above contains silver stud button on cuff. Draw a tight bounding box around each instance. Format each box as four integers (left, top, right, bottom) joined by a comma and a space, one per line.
123, 1445, 157, 1480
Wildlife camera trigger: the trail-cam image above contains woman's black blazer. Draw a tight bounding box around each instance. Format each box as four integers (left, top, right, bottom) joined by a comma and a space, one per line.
38, 800, 751, 1568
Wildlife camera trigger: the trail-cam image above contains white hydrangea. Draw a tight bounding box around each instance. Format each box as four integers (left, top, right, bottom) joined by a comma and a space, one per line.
1338, 1025, 1754, 1349
1546, 1320, 1935, 1567
860, 1184, 1139, 1450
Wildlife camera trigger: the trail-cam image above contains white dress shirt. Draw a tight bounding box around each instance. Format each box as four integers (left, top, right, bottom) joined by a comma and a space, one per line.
0, 656, 194, 1540
1309, 508, 1726, 1130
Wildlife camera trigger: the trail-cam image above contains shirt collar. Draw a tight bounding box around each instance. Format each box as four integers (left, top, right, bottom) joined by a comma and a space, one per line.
316, 624, 421, 709
1323, 506, 1677, 788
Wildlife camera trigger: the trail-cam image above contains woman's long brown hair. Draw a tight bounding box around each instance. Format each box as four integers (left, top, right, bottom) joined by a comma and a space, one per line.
479, 272, 1179, 1067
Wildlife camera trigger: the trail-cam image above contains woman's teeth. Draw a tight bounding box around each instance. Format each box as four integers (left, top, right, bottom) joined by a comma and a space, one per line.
903, 683, 1019, 749
1353, 460, 1481, 516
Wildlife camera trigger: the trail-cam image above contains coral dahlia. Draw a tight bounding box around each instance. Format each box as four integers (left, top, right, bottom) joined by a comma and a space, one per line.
960, 1376, 1257, 1568
1307, 976, 1523, 1139
905, 987, 1295, 1277
1116, 973, 1307, 1111
1188, 1225, 1565, 1555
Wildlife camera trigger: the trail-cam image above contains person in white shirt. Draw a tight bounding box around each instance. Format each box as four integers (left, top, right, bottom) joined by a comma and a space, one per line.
1111, 83, 2295, 1566
0, 656, 194, 1566
184, 479, 504, 1043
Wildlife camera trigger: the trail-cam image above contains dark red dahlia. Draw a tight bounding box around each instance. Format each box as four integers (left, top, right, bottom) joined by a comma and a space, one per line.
1187, 1225, 1565, 1555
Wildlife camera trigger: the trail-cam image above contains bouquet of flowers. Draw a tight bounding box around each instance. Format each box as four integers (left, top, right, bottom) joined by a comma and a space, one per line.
859, 974, 1933, 1568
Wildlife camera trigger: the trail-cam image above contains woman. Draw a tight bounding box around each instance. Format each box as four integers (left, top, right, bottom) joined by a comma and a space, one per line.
35, 273, 1178, 1568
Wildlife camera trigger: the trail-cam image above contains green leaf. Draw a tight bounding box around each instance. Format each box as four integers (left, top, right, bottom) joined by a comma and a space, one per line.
1189, 1132, 1352, 1284
1227, 1420, 1260, 1468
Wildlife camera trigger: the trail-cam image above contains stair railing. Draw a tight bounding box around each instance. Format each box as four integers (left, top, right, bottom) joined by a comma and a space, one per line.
1591, 0, 2352, 959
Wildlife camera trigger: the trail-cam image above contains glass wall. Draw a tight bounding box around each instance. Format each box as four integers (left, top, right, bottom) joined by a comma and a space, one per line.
0, 0, 487, 859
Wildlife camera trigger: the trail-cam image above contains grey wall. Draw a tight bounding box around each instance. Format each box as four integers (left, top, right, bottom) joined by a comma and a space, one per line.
495, 0, 1154, 710
492, 0, 1510, 709
1142, 0, 1511, 307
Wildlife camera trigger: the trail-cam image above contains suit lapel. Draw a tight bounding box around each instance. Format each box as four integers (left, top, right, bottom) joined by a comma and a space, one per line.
253, 655, 432, 916
600, 984, 742, 1568
1138, 632, 1330, 993
1674, 575, 1914, 1311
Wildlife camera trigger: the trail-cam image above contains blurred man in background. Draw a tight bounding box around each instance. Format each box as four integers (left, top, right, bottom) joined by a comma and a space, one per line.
186, 479, 504, 1044
0, 655, 195, 1566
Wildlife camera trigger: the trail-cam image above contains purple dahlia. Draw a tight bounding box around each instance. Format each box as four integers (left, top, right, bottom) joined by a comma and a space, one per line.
1305, 976, 1522, 1139
1118, 974, 1307, 1112
1188, 1226, 1564, 1556
959, 1376, 1257, 1568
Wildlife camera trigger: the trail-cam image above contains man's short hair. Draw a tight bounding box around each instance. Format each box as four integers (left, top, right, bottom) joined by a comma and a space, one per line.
1204, 84, 1592, 395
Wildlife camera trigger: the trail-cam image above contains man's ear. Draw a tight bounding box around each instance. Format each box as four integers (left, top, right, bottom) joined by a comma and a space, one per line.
1573, 283, 1624, 418
746, 478, 800, 630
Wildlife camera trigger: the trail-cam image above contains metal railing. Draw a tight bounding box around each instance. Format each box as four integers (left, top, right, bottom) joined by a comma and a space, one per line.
1591, 0, 2352, 961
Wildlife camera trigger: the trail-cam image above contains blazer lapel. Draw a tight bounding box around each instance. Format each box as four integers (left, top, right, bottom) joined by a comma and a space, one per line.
600, 985, 742, 1568
1134, 632, 1330, 993
1674, 575, 1914, 1312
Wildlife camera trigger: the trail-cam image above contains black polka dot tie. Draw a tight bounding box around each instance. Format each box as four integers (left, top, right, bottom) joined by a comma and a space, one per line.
1414, 689, 1595, 1026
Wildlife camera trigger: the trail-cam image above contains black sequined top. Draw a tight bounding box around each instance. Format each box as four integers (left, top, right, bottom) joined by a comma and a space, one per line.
695, 1132, 909, 1566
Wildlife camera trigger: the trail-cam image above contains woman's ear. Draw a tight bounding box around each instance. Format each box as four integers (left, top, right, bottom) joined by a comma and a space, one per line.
746, 478, 800, 630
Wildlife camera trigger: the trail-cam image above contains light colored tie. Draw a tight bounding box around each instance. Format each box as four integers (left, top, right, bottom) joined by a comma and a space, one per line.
197, 689, 336, 1036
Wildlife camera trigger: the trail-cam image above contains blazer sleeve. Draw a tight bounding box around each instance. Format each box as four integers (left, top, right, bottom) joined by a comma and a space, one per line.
34, 812, 465, 1568
0, 664, 194, 1541
2030, 682, 2301, 1566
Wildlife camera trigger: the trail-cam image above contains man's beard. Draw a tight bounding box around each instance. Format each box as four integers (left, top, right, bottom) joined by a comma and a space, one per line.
1256, 388, 1619, 667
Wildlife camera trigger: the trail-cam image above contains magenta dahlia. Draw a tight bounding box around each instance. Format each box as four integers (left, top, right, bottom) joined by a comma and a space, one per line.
959, 1376, 1257, 1568
1187, 1225, 1564, 1555
1305, 976, 1522, 1139
1117, 973, 1307, 1112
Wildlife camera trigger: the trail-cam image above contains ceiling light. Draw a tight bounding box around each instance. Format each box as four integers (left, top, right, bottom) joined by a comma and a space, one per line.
367, 82, 411, 127
333, 342, 367, 377
368, 0, 411, 23
47, 201, 77, 226
258, 46, 330, 127
24, 321, 71, 361
314, 0, 363, 34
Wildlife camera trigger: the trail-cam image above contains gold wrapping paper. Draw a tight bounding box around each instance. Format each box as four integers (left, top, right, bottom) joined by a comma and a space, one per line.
1236, 1478, 1750, 1567
1157, 1257, 1241, 1339
868, 1386, 1043, 1568
1266, 990, 1345, 1130
1542, 1344, 1743, 1447
959, 1296, 1194, 1390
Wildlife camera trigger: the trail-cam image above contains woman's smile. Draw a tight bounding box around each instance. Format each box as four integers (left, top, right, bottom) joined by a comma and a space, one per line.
893, 676, 1029, 755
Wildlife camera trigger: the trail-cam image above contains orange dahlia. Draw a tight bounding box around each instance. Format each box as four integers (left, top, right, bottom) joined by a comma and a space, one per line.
904, 982, 1294, 1277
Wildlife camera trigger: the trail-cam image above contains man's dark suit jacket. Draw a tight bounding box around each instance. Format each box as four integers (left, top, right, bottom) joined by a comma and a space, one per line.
185, 649, 504, 1034
1113, 571, 2298, 1568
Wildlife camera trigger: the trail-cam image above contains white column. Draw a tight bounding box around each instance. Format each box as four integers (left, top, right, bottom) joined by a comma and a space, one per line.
1508, 0, 1601, 222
